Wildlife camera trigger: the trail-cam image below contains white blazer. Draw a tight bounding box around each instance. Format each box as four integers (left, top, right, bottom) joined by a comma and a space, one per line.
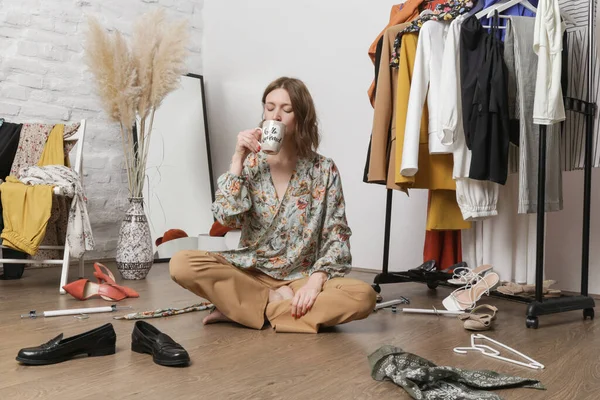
400, 20, 452, 177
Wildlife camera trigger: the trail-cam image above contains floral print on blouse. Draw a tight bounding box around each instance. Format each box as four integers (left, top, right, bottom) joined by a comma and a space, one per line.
390, 0, 475, 68
211, 151, 352, 281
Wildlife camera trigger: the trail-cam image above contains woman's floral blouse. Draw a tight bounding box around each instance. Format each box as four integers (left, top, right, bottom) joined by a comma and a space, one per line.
211, 151, 352, 281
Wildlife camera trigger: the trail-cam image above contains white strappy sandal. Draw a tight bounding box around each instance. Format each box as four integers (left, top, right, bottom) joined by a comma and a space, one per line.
442, 272, 500, 311
447, 264, 493, 286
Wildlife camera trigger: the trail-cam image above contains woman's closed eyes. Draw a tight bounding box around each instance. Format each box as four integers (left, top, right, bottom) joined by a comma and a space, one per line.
266, 103, 293, 113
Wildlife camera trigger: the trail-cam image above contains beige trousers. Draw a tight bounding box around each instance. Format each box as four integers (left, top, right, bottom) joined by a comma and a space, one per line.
169, 250, 377, 333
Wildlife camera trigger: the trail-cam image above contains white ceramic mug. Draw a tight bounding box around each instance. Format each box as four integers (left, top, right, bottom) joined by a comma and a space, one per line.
260, 120, 286, 155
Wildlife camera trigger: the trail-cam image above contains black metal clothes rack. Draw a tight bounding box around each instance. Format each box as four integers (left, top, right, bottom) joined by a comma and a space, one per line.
371, 189, 448, 292
525, 0, 597, 329
371, 189, 422, 292
372, 3, 597, 329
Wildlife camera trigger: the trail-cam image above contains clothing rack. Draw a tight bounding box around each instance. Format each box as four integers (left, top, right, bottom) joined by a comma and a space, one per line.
525, 0, 597, 329
372, 3, 596, 329
371, 189, 414, 292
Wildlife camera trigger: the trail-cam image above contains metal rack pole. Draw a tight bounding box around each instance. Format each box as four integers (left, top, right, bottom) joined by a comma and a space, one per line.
581, 0, 596, 297
535, 126, 547, 303
382, 189, 393, 275
372, 189, 414, 293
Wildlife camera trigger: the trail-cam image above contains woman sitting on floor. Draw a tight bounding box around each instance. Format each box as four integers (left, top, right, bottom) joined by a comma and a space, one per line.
169, 77, 376, 333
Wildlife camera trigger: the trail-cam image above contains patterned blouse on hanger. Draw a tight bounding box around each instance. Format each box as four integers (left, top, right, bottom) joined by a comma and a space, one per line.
390, 0, 476, 68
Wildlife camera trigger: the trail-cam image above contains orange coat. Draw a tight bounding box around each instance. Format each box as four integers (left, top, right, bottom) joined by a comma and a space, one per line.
367, 0, 449, 107
366, 22, 410, 190
368, 0, 425, 65
368, 1, 425, 107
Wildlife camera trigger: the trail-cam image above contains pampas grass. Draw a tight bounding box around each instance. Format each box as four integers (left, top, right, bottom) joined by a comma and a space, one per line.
83, 10, 189, 198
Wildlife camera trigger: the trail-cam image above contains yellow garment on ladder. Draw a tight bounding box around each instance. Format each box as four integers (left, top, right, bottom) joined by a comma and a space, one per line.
0, 177, 53, 255
37, 124, 69, 167
0, 124, 66, 255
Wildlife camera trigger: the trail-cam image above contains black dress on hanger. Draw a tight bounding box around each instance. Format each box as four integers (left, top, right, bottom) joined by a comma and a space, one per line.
461, 13, 511, 185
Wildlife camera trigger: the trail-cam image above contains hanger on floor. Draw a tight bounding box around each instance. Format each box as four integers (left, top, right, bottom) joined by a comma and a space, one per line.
453, 333, 545, 370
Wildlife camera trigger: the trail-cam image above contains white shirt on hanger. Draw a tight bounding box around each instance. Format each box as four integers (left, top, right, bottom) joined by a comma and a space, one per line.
438, 15, 468, 179
533, 0, 567, 125
400, 20, 452, 177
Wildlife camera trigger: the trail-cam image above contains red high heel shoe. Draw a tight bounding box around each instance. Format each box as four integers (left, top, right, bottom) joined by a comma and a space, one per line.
93, 263, 139, 298
62, 279, 128, 301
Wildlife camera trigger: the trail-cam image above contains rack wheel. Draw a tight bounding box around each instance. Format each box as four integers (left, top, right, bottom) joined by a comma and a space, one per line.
426, 281, 438, 290
526, 316, 539, 329
372, 284, 381, 293
584, 308, 595, 320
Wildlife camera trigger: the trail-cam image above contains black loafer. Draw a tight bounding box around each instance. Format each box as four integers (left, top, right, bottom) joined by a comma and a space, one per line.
407, 260, 437, 278
424, 261, 467, 280
16, 323, 116, 365
131, 321, 190, 367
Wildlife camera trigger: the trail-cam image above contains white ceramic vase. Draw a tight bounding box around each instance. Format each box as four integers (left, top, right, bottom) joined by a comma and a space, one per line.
116, 197, 153, 279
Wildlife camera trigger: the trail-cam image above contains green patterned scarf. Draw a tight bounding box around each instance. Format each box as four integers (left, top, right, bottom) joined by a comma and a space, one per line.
369, 345, 544, 400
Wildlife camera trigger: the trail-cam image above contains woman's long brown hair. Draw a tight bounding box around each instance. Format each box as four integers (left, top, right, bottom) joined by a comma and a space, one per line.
261, 77, 320, 158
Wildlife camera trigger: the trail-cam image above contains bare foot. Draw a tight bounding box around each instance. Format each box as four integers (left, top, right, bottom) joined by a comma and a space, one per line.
276, 285, 294, 300
202, 308, 232, 325
269, 289, 283, 303
268, 286, 294, 304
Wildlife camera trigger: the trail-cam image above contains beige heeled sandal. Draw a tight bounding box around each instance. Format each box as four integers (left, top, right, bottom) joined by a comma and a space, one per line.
496, 280, 561, 298
458, 304, 498, 331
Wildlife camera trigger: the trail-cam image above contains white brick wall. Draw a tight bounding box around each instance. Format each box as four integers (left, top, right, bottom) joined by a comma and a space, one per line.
0, 0, 204, 259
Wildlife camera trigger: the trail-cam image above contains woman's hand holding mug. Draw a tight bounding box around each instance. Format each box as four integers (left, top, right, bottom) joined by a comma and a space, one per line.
230, 128, 262, 175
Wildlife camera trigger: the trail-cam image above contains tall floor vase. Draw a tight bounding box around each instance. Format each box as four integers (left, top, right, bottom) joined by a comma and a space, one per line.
116, 197, 153, 279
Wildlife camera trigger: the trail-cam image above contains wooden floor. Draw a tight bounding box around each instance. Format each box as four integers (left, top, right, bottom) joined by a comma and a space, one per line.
1, 263, 599, 400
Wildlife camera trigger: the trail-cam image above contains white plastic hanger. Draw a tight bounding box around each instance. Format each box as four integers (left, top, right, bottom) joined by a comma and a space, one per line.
487, 0, 537, 18
480, 0, 533, 31
475, 0, 536, 20
477, 0, 575, 26
482, 14, 509, 30
453, 334, 545, 370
